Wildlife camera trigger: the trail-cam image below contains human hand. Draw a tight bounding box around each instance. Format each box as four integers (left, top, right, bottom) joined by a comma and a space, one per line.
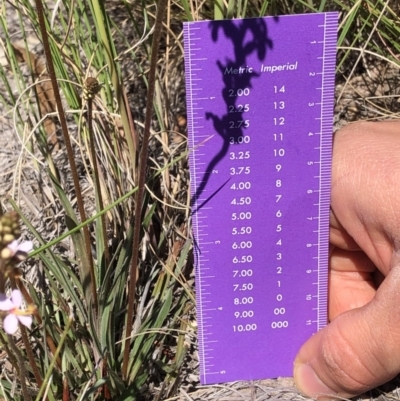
294, 120, 400, 399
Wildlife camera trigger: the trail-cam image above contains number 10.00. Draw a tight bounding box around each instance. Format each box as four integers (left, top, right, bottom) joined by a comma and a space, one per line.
233, 323, 257, 332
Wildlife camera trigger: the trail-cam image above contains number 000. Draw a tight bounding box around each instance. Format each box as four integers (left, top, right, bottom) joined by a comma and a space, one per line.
271, 320, 288, 329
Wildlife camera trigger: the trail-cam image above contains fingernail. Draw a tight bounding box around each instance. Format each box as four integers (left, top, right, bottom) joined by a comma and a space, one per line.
294, 363, 337, 399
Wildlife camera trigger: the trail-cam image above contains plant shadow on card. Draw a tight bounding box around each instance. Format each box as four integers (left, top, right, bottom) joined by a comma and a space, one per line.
192, 17, 278, 211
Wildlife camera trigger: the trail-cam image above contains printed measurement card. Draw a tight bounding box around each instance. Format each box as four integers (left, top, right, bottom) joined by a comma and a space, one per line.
184, 12, 338, 385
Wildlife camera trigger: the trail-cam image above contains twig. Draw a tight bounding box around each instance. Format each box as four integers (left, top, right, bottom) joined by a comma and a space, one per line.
122, 0, 168, 379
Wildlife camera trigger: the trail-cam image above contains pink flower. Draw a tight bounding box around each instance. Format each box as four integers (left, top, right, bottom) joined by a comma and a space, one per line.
7, 240, 33, 261
0, 290, 33, 334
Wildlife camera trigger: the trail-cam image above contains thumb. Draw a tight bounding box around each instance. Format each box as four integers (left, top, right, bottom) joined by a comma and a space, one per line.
294, 264, 400, 399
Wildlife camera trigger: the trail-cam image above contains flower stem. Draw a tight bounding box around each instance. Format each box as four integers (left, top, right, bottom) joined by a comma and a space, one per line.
8, 334, 32, 401
86, 91, 110, 271
34, 0, 98, 313
121, 0, 168, 379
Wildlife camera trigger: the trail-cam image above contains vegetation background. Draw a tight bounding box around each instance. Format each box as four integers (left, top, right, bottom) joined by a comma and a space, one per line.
0, 0, 399, 400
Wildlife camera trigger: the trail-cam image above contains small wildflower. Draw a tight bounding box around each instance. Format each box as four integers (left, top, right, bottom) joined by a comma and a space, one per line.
0, 290, 33, 334
1, 240, 33, 261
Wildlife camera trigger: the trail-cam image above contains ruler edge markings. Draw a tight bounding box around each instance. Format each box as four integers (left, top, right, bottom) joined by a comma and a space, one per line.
317, 11, 338, 329
183, 22, 209, 383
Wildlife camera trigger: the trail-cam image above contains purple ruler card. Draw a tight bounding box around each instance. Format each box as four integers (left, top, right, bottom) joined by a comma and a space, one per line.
184, 12, 337, 385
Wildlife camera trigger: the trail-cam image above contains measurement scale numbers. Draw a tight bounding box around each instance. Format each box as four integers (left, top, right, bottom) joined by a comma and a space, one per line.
184, 12, 337, 384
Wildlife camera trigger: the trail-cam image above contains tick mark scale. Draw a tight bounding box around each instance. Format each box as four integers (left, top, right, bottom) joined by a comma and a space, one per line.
184, 12, 338, 385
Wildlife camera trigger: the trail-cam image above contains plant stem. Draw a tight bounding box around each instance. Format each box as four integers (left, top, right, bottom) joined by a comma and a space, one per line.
90, 0, 138, 179
8, 334, 32, 401
86, 87, 110, 269
121, 0, 168, 379
34, 0, 98, 313
11, 276, 44, 390
34, 315, 73, 401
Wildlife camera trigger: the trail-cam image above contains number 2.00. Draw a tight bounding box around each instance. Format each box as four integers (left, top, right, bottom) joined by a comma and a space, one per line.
229, 88, 250, 97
